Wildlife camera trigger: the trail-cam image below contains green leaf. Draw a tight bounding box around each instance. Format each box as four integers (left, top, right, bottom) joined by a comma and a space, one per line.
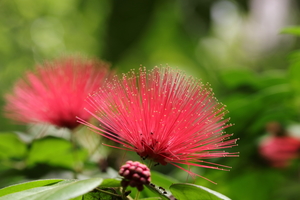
170, 183, 231, 200
83, 188, 120, 200
289, 60, 300, 94
70, 196, 82, 200
151, 171, 178, 189
145, 184, 170, 200
0, 133, 27, 160
0, 179, 63, 197
142, 171, 178, 200
288, 51, 300, 109
82, 191, 102, 200
99, 178, 121, 188
280, 26, 300, 36
0, 178, 103, 200
27, 136, 87, 169
140, 198, 162, 200
219, 69, 258, 90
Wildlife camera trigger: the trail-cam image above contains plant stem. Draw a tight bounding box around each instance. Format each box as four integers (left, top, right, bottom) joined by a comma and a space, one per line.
135, 191, 140, 200
95, 188, 122, 198
148, 160, 153, 169
89, 135, 102, 158
70, 130, 79, 179
121, 187, 127, 200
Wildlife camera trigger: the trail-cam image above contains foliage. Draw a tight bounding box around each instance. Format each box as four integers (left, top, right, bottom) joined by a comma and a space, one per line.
0, 176, 232, 200
1, 0, 300, 199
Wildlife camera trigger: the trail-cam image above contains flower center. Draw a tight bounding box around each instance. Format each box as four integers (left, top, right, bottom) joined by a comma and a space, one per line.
137, 139, 169, 165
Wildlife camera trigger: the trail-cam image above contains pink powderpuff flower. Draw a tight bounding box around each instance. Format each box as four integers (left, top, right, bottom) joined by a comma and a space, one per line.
5, 56, 113, 130
79, 66, 238, 180
259, 136, 300, 168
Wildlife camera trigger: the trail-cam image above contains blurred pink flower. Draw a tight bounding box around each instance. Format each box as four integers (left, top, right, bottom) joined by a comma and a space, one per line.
5, 57, 112, 129
79, 67, 238, 179
259, 136, 300, 168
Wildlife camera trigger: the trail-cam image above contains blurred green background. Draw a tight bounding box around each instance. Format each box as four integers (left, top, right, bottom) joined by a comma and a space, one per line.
1, 0, 300, 199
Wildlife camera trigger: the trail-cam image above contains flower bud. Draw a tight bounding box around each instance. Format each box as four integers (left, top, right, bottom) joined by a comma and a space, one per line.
119, 161, 151, 191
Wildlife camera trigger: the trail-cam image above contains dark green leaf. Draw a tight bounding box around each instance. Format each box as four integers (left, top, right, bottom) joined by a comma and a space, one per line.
83, 191, 102, 200
170, 183, 231, 200
84, 188, 121, 200
219, 69, 258, 90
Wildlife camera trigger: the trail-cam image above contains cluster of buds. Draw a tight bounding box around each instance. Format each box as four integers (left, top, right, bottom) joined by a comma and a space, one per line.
119, 161, 151, 191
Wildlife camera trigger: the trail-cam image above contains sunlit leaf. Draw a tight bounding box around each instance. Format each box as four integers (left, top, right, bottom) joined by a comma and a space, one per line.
70, 196, 82, 200
0, 179, 63, 197
280, 27, 300, 36
0, 178, 103, 200
170, 183, 231, 200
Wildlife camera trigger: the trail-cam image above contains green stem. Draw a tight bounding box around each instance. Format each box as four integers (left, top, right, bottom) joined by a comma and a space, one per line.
89, 136, 102, 157
95, 188, 122, 198
135, 191, 140, 200
121, 187, 127, 200
186, 165, 191, 182
148, 160, 154, 169
70, 130, 79, 179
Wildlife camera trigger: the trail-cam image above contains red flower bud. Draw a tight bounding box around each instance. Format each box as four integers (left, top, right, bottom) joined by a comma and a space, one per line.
119, 161, 151, 191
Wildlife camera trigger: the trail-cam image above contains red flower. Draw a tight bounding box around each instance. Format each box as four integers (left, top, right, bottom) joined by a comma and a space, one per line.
259, 136, 300, 168
79, 67, 238, 179
5, 57, 112, 129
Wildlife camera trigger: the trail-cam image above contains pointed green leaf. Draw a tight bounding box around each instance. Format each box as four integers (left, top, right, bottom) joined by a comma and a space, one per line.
170, 183, 231, 200
0, 179, 63, 197
0, 178, 103, 200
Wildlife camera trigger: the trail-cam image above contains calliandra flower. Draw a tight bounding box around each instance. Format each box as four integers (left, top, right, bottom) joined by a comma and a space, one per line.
259, 122, 300, 168
259, 136, 300, 168
119, 161, 151, 191
5, 56, 112, 129
79, 66, 238, 180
